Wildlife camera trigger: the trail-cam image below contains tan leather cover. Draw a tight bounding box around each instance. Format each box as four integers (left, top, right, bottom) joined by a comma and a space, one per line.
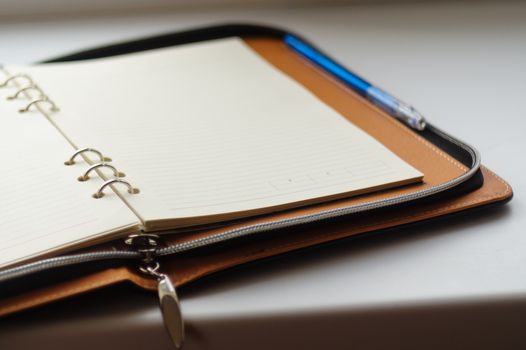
0, 38, 513, 317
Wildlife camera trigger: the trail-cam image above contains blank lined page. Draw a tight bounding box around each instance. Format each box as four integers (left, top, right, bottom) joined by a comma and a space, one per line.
15, 38, 422, 229
0, 83, 139, 268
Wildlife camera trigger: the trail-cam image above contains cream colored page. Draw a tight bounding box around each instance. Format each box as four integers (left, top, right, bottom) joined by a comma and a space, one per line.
0, 85, 139, 268
16, 38, 422, 226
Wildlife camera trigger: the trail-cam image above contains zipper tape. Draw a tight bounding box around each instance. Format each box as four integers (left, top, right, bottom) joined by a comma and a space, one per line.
0, 123, 481, 284
0, 28, 483, 349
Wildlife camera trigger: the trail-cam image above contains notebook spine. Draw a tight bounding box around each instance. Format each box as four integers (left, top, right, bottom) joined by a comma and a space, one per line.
0, 70, 60, 114
64, 148, 140, 199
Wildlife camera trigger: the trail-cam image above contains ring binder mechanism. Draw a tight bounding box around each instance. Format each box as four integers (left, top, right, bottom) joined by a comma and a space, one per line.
93, 179, 140, 199
0, 71, 60, 113
0, 74, 34, 88
65, 148, 138, 198
78, 163, 126, 182
64, 148, 112, 165
19, 98, 60, 113
7, 85, 45, 100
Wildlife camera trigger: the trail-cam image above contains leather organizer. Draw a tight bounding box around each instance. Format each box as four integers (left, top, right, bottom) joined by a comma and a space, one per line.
0, 24, 513, 330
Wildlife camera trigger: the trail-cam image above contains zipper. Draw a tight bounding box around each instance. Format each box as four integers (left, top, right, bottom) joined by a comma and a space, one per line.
124, 234, 185, 349
0, 123, 480, 349
0, 124, 480, 282
1, 32, 482, 348
156, 124, 480, 256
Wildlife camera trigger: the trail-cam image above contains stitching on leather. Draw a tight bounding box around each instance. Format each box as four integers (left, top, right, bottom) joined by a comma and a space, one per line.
178, 169, 510, 283
276, 41, 468, 173
0, 41, 509, 312
482, 167, 512, 196
179, 195, 492, 284
1, 171, 511, 314
181, 196, 491, 282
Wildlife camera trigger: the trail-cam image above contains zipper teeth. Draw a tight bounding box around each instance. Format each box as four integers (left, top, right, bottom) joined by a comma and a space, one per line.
0, 251, 139, 283
0, 123, 480, 283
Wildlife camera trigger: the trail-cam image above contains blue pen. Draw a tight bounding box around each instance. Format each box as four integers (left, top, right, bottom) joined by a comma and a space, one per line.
284, 35, 426, 131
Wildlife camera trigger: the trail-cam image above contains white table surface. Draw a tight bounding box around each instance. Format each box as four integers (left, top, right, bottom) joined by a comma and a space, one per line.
0, 1, 525, 349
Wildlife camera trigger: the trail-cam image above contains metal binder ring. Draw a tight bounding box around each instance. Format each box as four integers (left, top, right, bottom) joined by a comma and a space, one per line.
64, 148, 112, 166
0, 74, 34, 88
7, 85, 45, 100
19, 97, 59, 113
78, 163, 125, 182
93, 179, 140, 199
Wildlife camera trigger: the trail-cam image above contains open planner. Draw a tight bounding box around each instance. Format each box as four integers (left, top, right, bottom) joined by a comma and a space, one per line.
0, 37, 423, 269
0, 26, 512, 347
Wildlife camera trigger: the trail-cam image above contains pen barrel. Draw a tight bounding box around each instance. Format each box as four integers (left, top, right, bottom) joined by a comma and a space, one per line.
366, 86, 426, 130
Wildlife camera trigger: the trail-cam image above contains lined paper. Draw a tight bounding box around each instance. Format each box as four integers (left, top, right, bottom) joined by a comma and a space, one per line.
16, 37, 422, 230
0, 86, 139, 268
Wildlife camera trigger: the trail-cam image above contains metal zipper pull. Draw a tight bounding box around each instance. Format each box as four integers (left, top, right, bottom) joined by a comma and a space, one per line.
142, 262, 185, 349
125, 234, 185, 349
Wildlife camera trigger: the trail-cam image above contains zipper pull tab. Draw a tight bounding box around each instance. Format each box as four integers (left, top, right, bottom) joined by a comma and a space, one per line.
125, 234, 185, 349
142, 263, 185, 349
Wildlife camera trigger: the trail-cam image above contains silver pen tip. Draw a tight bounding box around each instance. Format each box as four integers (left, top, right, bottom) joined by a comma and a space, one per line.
413, 115, 426, 130
397, 102, 426, 131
